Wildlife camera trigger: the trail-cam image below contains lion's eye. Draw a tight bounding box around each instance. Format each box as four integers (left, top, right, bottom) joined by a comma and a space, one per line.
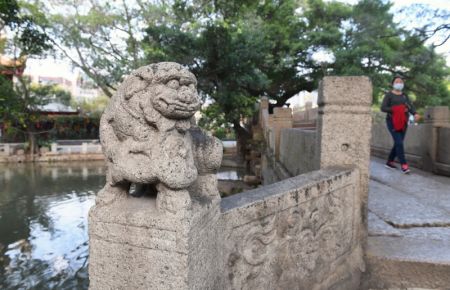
167, 79, 180, 90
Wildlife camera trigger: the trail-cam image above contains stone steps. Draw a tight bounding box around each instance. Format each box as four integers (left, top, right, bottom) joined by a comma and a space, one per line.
367, 159, 450, 289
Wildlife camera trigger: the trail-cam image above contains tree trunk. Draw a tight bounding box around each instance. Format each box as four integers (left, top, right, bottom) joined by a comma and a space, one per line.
27, 130, 36, 158
233, 121, 252, 158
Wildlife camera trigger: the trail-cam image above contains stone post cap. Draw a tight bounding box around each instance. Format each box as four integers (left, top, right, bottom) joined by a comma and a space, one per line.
260, 97, 269, 110
273, 107, 292, 118
319, 76, 372, 106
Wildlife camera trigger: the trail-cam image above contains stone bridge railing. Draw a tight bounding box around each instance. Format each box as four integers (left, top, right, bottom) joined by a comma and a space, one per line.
262, 95, 450, 177
88, 65, 372, 290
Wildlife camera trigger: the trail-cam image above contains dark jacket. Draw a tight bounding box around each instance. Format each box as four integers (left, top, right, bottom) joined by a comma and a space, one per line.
381, 91, 416, 120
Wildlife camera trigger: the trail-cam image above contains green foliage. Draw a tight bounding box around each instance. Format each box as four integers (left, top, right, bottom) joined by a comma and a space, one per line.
28, 0, 173, 97
317, 0, 450, 107
0, 75, 19, 118
0, 0, 50, 55
2, 115, 100, 142
0, 76, 75, 150
29, 83, 72, 106
24, 0, 449, 134
146, 0, 316, 130
71, 95, 110, 116
144, 0, 449, 131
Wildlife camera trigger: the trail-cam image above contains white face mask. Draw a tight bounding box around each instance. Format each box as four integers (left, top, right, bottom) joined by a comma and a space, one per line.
393, 83, 404, 91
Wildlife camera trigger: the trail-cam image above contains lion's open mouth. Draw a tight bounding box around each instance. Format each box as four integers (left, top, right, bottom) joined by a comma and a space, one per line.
153, 95, 200, 118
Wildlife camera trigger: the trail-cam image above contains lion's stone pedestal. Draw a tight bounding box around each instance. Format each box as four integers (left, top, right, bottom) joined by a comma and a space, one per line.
89, 62, 224, 289
89, 188, 222, 289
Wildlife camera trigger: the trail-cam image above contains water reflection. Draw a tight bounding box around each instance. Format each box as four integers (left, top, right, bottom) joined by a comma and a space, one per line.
217, 167, 246, 180
0, 162, 105, 290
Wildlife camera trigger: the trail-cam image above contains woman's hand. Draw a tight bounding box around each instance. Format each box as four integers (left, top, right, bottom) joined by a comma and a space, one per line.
414, 113, 420, 122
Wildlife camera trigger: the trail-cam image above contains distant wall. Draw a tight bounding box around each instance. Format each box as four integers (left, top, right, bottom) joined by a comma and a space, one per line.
279, 128, 317, 176
292, 102, 317, 129
371, 122, 430, 168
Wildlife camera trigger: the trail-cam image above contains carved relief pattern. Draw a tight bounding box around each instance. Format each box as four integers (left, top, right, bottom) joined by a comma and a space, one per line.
226, 186, 353, 290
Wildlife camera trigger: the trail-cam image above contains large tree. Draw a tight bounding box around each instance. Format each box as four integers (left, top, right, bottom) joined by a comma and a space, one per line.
145, 0, 321, 143
26, 0, 450, 143
323, 0, 450, 105
28, 0, 173, 97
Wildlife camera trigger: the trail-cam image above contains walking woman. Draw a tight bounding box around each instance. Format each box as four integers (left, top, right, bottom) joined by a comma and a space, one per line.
381, 76, 420, 174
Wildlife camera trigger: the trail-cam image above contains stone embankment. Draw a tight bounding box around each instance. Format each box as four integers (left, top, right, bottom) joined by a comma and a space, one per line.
0, 140, 104, 163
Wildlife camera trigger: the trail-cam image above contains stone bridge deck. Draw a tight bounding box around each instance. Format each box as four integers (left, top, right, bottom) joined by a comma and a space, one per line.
367, 157, 450, 289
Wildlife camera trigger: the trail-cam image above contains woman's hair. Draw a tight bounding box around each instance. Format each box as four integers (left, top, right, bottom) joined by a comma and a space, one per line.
391, 75, 404, 84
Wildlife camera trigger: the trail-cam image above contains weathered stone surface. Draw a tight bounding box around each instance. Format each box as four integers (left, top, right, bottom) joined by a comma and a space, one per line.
369, 181, 450, 228
423, 106, 449, 125
221, 167, 364, 290
368, 211, 401, 237
317, 76, 372, 197
89, 196, 222, 290
89, 62, 224, 289
370, 157, 450, 213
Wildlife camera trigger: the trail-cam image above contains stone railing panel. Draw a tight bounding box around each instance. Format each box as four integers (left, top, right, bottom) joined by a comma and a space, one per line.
437, 127, 450, 164
221, 166, 363, 290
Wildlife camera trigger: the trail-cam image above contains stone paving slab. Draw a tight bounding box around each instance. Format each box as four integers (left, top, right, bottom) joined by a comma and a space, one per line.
399, 227, 450, 241
370, 158, 450, 213
368, 236, 450, 265
368, 211, 401, 237
369, 180, 450, 228
367, 158, 450, 289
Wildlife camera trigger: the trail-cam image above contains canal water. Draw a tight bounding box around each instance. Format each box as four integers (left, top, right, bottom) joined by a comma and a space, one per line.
0, 162, 105, 289
0, 161, 244, 289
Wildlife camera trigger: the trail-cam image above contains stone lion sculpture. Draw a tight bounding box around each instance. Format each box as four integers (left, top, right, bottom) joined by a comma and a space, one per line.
99, 62, 222, 212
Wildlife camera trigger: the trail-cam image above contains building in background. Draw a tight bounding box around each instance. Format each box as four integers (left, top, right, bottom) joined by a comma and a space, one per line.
0, 55, 26, 80
72, 72, 102, 102
24, 64, 103, 102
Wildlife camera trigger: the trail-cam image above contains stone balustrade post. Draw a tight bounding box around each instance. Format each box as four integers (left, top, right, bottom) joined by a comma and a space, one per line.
305, 101, 313, 122
422, 106, 450, 172
424, 106, 450, 127
316, 77, 372, 282
272, 107, 293, 160
81, 142, 88, 154
51, 142, 58, 154
89, 63, 224, 290
259, 96, 269, 128
4, 144, 11, 156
